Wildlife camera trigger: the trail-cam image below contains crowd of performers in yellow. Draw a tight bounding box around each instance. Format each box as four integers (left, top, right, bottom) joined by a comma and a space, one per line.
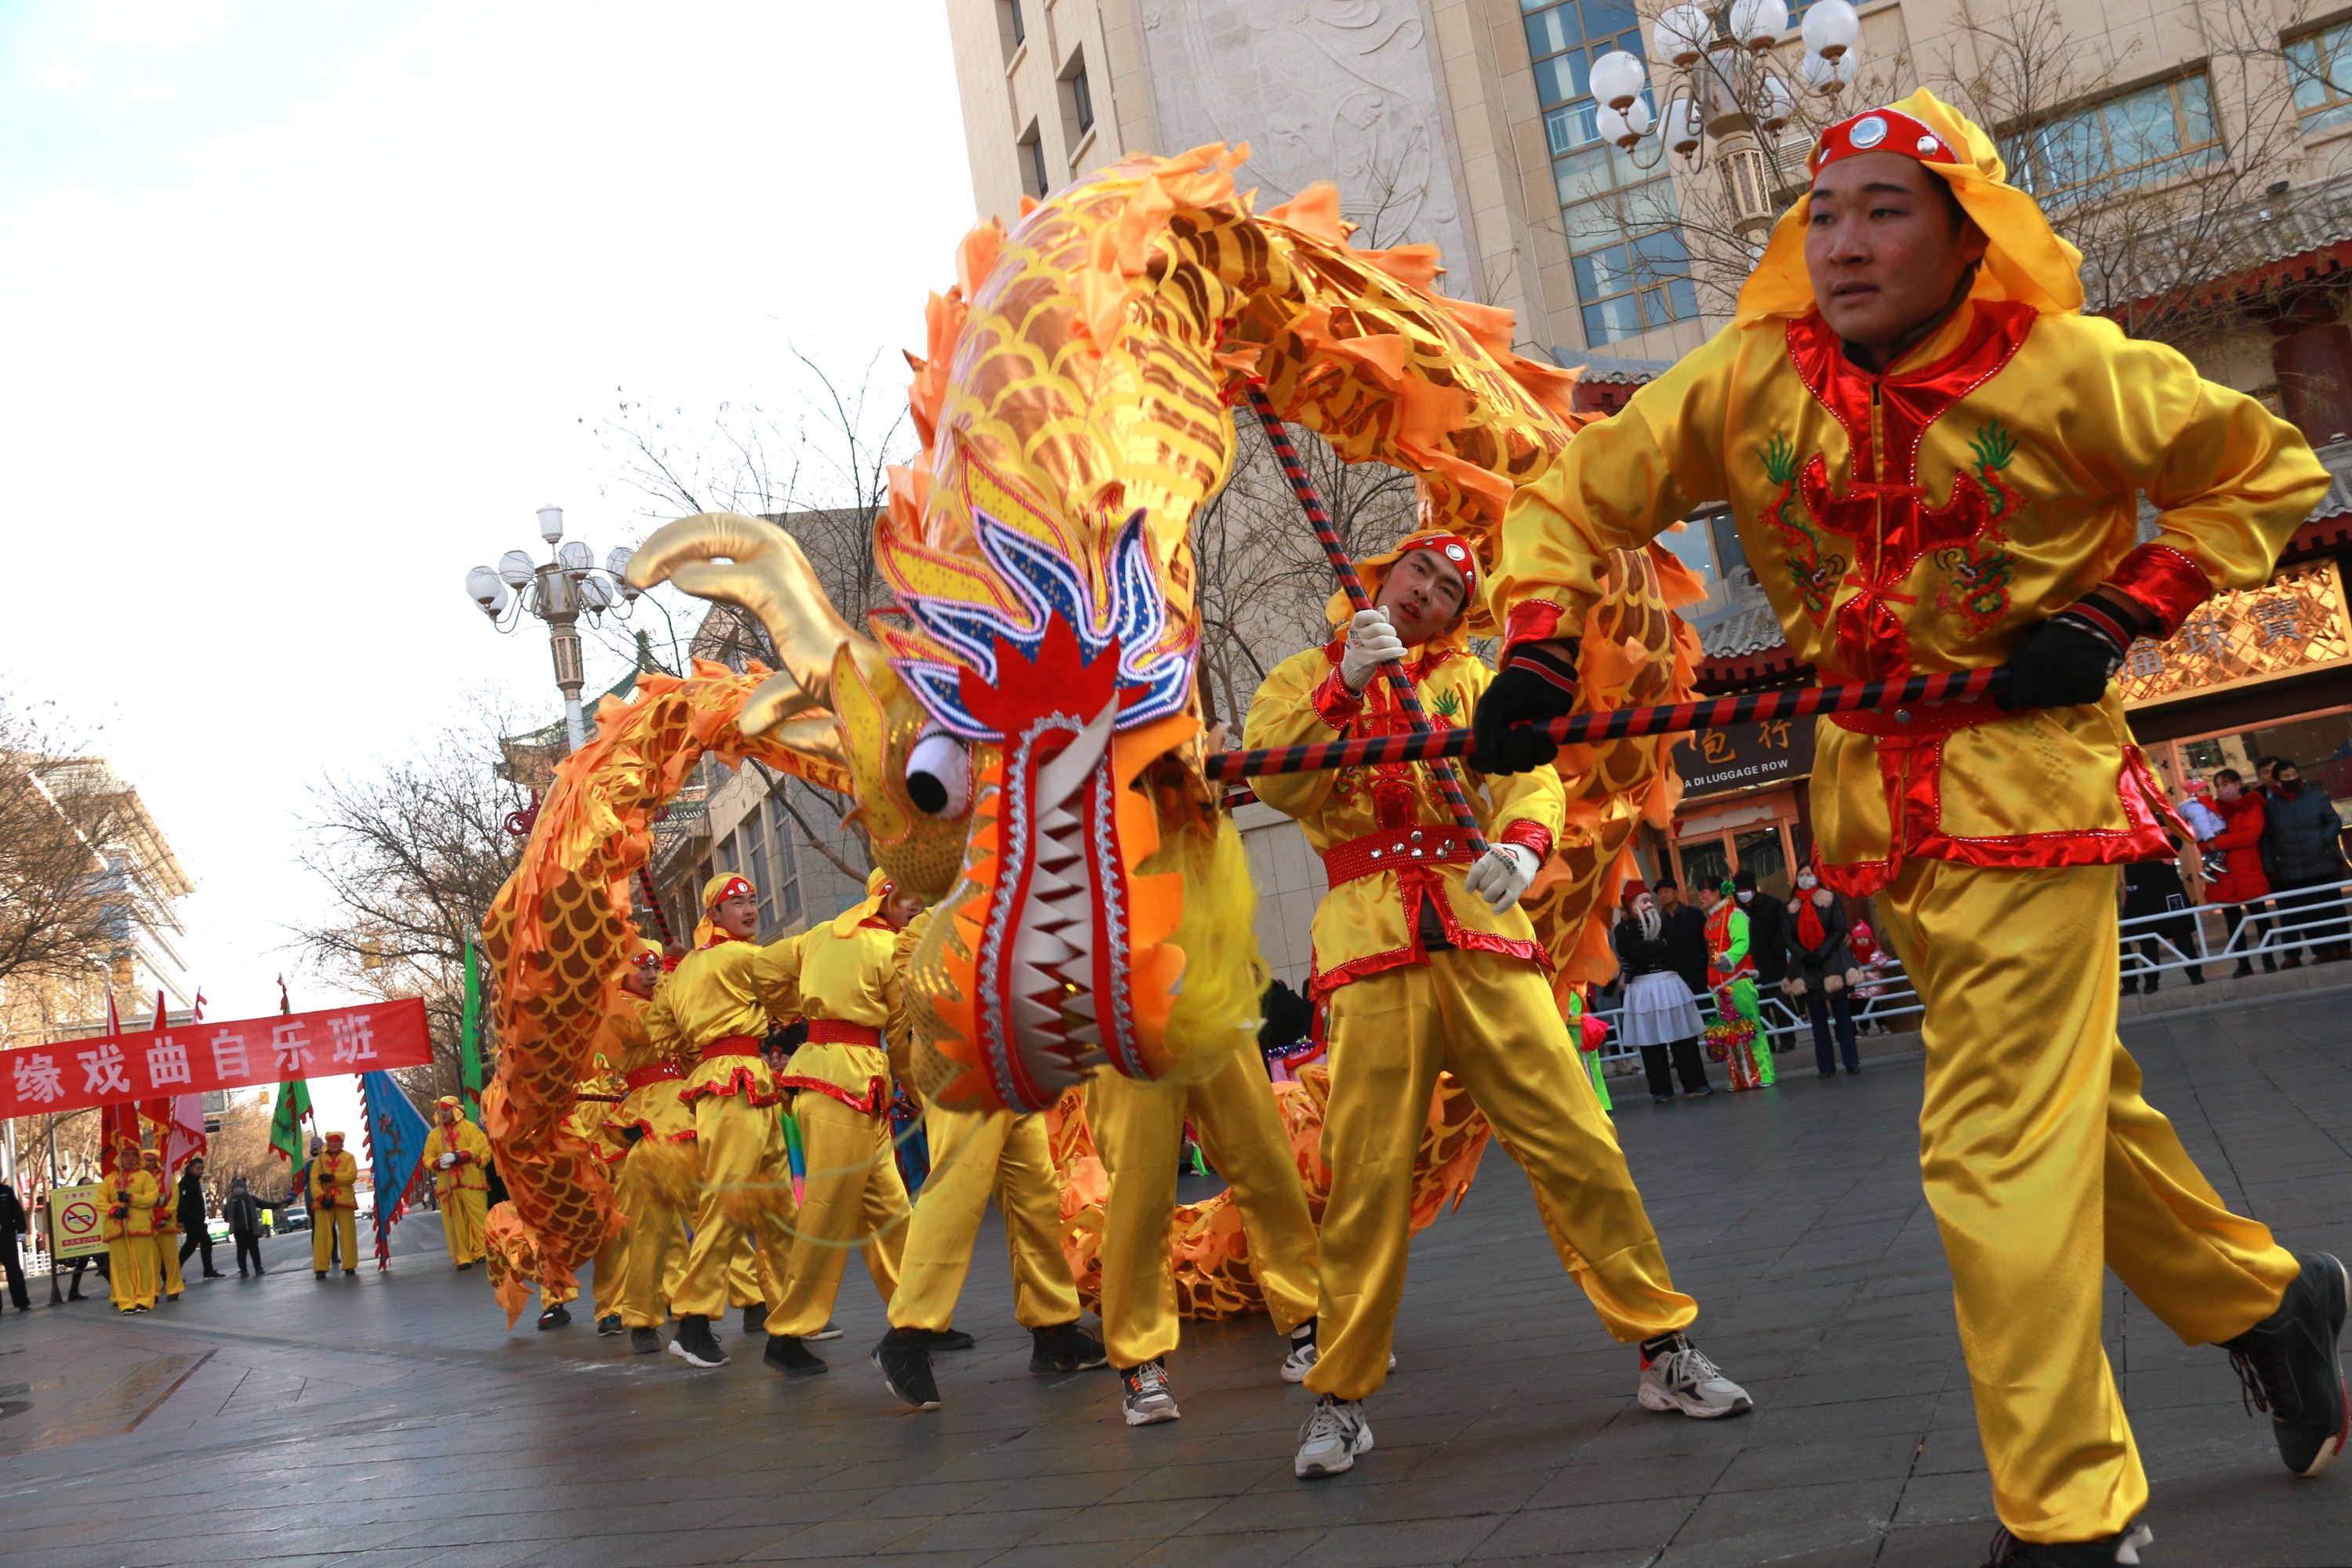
441, 89, 2344, 1568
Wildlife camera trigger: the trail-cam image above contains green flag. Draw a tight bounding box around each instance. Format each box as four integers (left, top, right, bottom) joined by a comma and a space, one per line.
460, 937, 486, 1125
268, 1079, 314, 1167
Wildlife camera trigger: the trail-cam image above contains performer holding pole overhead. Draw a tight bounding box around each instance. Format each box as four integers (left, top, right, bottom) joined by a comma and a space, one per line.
423, 1095, 492, 1271
1475, 89, 2345, 1564
1247, 524, 1748, 1483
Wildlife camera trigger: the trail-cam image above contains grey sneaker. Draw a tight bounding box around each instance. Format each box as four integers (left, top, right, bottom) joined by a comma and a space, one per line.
1120, 1358, 1180, 1425
1635, 1333, 1751, 1418
1294, 1395, 1374, 1479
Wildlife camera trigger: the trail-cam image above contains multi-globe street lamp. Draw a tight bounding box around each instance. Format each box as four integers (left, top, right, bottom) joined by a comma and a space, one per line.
463, 506, 639, 753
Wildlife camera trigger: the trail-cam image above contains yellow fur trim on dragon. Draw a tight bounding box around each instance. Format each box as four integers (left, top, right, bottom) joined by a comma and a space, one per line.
477, 143, 1698, 1304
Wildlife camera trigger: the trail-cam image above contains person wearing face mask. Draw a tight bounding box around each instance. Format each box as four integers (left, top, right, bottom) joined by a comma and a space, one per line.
2257, 757, 2351, 967
1730, 869, 1790, 1020
1611, 884, 1713, 1103
2203, 770, 2274, 978
1784, 870, 1860, 1076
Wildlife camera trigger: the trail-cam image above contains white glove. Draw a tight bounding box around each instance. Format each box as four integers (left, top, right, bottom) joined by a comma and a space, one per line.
1463, 842, 1540, 913
437, 1153, 456, 1170
1340, 608, 1406, 692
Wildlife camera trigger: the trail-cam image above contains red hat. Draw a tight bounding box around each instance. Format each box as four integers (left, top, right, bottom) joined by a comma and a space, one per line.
1809, 106, 1963, 177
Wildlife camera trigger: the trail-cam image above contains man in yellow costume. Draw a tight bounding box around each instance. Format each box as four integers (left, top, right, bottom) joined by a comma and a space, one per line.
145, 1148, 184, 1302
1476, 89, 2345, 1564
1248, 528, 1745, 1481
100, 1134, 160, 1313
604, 940, 695, 1354
310, 1131, 360, 1279
762, 869, 915, 1376
643, 873, 805, 1370
423, 1095, 491, 1272
870, 1080, 1105, 1410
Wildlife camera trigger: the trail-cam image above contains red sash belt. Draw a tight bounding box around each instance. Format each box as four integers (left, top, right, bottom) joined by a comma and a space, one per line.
1827, 694, 2006, 739
622, 1061, 685, 1090
805, 1018, 884, 1050
1321, 828, 1482, 886
778, 1073, 889, 1116
700, 1036, 763, 1059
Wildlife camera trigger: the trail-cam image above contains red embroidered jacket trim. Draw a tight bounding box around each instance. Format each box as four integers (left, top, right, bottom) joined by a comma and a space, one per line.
2103, 543, 2213, 636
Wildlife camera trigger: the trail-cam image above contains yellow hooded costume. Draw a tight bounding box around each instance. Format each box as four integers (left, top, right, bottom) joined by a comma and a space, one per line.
1243, 526, 1689, 1403
423, 1094, 492, 1269
764, 867, 911, 1341
100, 1134, 160, 1312
310, 1134, 360, 1278
1490, 91, 2310, 1544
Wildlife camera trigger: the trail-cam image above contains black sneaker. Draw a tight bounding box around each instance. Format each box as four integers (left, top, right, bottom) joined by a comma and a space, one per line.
1984, 1522, 2152, 1566
1120, 1357, 1179, 1425
807, 1319, 844, 1342
2222, 1251, 2349, 1476
1030, 1319, 1109, 1374
667, 1314, 728, 1368
1279, 1318, 1317, 1384
926, 1327, 975, 1351
456, 1261, 473, 1271
763, 1334, 828, 1377
537, 1303, 572, 1331
630, 1327, 664, 1355
873, 1329, 941, 1408
740, 1302, 768, 1337
597, 1314, 624, 1337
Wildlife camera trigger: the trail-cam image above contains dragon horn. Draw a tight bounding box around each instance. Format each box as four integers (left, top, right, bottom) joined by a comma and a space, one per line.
624, 512, 874, 735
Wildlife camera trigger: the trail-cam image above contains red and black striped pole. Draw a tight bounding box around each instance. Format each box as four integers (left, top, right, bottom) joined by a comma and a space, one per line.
1207, 667, 2002, 784
1243, 386, 1490, 855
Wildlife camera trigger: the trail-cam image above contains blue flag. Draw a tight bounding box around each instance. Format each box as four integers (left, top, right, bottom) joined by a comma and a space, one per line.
358, 1070, 434, 1270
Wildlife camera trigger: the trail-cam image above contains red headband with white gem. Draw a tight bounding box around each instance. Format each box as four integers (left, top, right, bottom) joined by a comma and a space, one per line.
1809, 107, 1959, 176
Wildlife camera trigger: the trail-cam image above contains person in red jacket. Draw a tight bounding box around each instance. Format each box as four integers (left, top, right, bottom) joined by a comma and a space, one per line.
2207, 769, 2276, 978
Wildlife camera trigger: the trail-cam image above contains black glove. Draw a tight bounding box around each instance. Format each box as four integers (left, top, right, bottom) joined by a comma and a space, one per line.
1472, 644, 1580, 775
1995, 609, 2127, 712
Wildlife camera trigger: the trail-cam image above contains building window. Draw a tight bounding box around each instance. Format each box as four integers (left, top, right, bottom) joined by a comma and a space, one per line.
2289, 21, 2352, 134
1018, 121, 1048, 198
742, 815, 776, 935
765, 796, 802, 923
999, 0, 1025, 57
1062, 50, 1095, 147
1523, 0, 1695, 345
2010, 74, 2223, 204
717, 836, 739, 874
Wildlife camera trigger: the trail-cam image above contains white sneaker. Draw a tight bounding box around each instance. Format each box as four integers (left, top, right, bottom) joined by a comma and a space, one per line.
1280, 1322, 1317, 1384
1120, 1358, 1180, 1425
1294, 1396, 1374, 1478
1635, 1334, 1752, 1418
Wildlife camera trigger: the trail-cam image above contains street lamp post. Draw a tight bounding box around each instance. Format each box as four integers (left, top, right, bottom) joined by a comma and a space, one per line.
463, 506, 640, 753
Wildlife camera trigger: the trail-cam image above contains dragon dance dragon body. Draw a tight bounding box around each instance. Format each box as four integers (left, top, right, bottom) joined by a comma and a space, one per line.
475, 144, 1703, 1310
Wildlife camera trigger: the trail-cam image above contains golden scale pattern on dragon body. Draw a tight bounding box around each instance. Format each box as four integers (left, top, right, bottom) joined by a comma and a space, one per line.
474, 143, 1700, 1318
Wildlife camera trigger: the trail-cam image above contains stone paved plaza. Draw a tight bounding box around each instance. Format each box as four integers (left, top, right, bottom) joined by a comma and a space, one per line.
2, 986, 2347, 1568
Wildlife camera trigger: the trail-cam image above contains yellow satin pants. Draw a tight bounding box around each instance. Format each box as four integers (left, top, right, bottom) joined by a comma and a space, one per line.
158, 1229, 184, 1296
673, 1093, 797, 1320
106, 1236, 158, 1310
1882, 858, 2299, 1544
772, 1095, 908, 1337
889, 1106, 1080, 1334
1310, 949, 1694, 1402
439, 1186, 487, 1266
1090, 1048, 1320, 1370
311, 1207, 358, 1275
615, 1142, 689, 1329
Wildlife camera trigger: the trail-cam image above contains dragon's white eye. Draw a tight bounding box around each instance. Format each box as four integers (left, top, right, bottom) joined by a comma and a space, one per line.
905, 731, 971, 817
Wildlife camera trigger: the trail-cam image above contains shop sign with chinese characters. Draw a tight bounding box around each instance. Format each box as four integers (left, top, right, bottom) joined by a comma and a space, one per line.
1676, 714, 1820, 799
0, 999, 430, 1118
2120, 560, 2352, 706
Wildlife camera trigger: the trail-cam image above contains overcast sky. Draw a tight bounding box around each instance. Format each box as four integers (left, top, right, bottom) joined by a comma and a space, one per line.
2, 2, 975, 1135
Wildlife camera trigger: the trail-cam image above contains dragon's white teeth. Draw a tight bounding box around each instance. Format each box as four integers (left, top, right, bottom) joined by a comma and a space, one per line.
1063, 989, 1097, 1022
1064, 1020, 1102, 1047
1039, 804, 1082, 837
1013, 989, 1064, 1034
1014, 924, 1079, 969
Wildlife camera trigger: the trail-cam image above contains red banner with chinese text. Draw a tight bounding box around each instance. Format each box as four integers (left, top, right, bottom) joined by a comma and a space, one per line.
0, 999, 432, 1119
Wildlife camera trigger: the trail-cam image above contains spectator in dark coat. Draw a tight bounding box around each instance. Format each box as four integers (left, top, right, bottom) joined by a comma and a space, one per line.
2258, 757, 2350, 965
225, 1178, 267, 1278
2205, 769, 2274, 978
176, 1156, 223, 1279
1652, 876, 1711, 1000
1783, 870, 1860, 1076
0, 1179, 30, 1312
2122, 851, 2203, 993
1731, 868, 1791, 1058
